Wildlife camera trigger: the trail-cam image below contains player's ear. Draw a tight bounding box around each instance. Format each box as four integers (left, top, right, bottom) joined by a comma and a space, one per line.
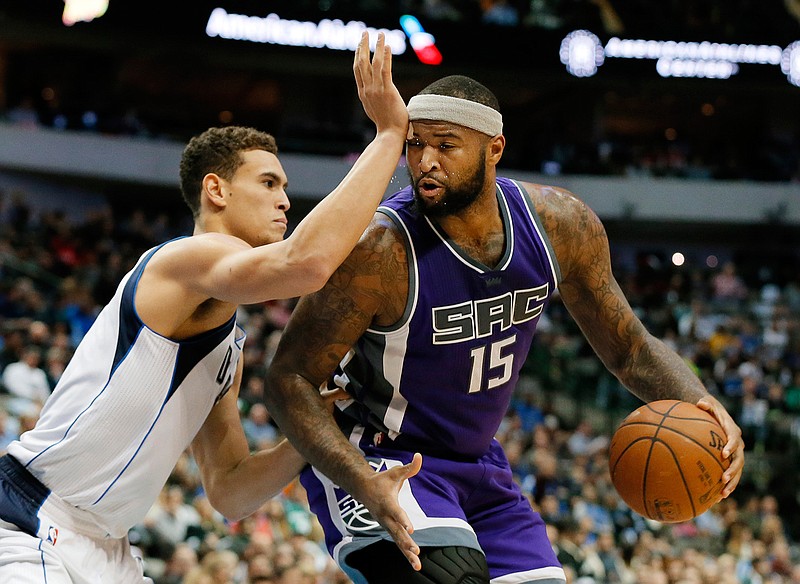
487, 134, 505, 165
202, 173, 227, 211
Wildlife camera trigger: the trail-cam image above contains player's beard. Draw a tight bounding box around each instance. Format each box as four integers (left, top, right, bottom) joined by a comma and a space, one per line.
410, 152, 487, 219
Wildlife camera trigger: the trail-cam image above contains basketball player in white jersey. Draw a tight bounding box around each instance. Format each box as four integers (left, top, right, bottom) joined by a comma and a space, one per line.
0, 32, 422, 583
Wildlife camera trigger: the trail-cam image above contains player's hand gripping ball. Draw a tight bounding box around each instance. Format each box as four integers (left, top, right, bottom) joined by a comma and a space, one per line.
609, 399, 730, 523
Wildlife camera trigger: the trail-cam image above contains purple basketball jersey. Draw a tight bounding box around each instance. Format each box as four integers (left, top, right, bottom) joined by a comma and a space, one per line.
332, 177, 560, 459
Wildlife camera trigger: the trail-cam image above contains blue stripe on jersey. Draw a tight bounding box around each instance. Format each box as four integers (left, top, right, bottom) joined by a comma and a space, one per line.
168, 316, 236, 401
0, 455, 50, 536
115, 244, 160, 371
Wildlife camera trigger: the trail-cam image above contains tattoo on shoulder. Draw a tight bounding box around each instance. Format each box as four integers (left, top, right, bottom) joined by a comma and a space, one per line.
283, 220, 409, 381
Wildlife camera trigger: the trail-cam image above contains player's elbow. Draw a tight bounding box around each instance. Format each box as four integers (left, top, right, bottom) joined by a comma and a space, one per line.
204, 487, 249, 523
301, 258, 335, 292
283, 250, 336, 295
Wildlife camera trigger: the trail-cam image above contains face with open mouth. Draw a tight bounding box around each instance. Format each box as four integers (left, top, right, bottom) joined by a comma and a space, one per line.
405, 121, 489, 218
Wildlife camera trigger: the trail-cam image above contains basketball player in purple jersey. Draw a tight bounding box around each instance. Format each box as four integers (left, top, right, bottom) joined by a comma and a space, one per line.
265, 76, 745, 583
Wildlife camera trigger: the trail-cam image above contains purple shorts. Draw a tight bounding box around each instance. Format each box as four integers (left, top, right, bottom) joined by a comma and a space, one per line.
300, 438, 565, 583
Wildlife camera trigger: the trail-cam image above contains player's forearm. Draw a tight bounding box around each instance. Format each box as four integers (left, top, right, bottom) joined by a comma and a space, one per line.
264, 370, 376, 497
206, 440, 307, 521
618, 335, 710, 404
285, 130, 405, 284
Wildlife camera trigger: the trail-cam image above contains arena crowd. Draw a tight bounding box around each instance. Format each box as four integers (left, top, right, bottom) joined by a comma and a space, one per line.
0, 189, 798, 583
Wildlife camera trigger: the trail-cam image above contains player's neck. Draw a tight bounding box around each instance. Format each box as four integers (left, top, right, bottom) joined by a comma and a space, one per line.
436, 190, 505, 267
435, 185, 500, 238
193, 214, 227, 237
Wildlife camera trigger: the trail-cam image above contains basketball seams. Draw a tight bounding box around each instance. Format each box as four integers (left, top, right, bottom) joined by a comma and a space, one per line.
644, 441, 697, 520
642, 434, 655, 520
655, 425, 728, 470
615, 423, 727, 470
621, 418, 720, 428
609, 435, 653, 470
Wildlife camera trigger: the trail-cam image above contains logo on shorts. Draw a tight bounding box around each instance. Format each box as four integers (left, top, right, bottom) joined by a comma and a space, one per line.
47, 526, 59, 546
337, 494, 380, 532
335, 457, 398, 532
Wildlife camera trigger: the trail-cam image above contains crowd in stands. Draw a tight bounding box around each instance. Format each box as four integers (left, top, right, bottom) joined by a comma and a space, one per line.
1, 188, 799, 583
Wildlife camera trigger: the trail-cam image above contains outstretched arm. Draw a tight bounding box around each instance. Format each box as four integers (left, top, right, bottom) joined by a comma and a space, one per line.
145, 31, 408, 313
266, 217, 423, 570
529, 183, 744, 497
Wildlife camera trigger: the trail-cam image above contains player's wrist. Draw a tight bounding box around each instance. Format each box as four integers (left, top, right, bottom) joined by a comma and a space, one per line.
373, 126, 409, 144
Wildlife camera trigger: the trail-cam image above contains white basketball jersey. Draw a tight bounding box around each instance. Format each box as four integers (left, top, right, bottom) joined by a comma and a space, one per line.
8, 240, 245, 538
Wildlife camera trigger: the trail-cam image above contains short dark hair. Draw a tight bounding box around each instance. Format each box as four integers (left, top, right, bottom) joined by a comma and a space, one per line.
417, 75, 500, 112
179, 126, 278, 217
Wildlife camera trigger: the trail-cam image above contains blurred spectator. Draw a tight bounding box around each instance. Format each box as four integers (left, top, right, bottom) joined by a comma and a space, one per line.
44, 346, 69, 388
57, 280, 99, 346
244, 552, 275, 583
155, 542, 199, 584
1, 346, 51, 415
708, 324, 739, 360
200, 549, 239, 584
711, 261, 749, 309
554, 517, 605, 581
566, 420, 609, 457
242, 403, 279, 450
0, 329, 25, 372
595, 529, 635, 583
0, 409, 19, 454
144, 485, 203, 556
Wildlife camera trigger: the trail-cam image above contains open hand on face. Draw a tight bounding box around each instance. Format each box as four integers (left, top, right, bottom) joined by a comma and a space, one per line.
353, 31, 408, 140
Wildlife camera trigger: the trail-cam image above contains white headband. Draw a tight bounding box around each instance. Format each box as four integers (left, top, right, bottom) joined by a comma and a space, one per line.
407, 94, 503, 136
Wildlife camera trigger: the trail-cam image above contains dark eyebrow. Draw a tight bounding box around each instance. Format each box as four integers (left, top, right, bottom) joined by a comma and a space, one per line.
259, 171, 288, 189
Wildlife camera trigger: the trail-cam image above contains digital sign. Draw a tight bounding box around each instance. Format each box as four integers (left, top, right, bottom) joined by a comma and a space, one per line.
561, 29, 800, 85
204, 7, 408, 56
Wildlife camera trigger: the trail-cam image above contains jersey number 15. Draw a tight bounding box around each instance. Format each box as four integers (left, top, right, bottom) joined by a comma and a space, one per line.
468, 334, 517, 393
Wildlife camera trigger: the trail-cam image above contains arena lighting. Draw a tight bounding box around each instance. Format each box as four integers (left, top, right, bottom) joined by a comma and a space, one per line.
62, 0, 109, 26
782, 41, 800, 86
399, 15, 443, 65
205, 7, 408, 57
559, 30, 605, 77
561, 30, 800, 86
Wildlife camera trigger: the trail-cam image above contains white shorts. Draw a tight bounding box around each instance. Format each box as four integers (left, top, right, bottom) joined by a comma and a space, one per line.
0, 519, 151, 584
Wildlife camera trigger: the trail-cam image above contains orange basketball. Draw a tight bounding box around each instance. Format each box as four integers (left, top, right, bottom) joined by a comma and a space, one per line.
608, 400, 730, 523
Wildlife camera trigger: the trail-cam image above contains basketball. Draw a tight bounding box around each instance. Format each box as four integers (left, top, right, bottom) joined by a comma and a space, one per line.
608, 399, 730, 523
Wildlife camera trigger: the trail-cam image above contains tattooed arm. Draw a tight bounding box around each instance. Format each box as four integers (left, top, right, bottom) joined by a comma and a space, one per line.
524, 182, 743, 497
265, 213, 423, 570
